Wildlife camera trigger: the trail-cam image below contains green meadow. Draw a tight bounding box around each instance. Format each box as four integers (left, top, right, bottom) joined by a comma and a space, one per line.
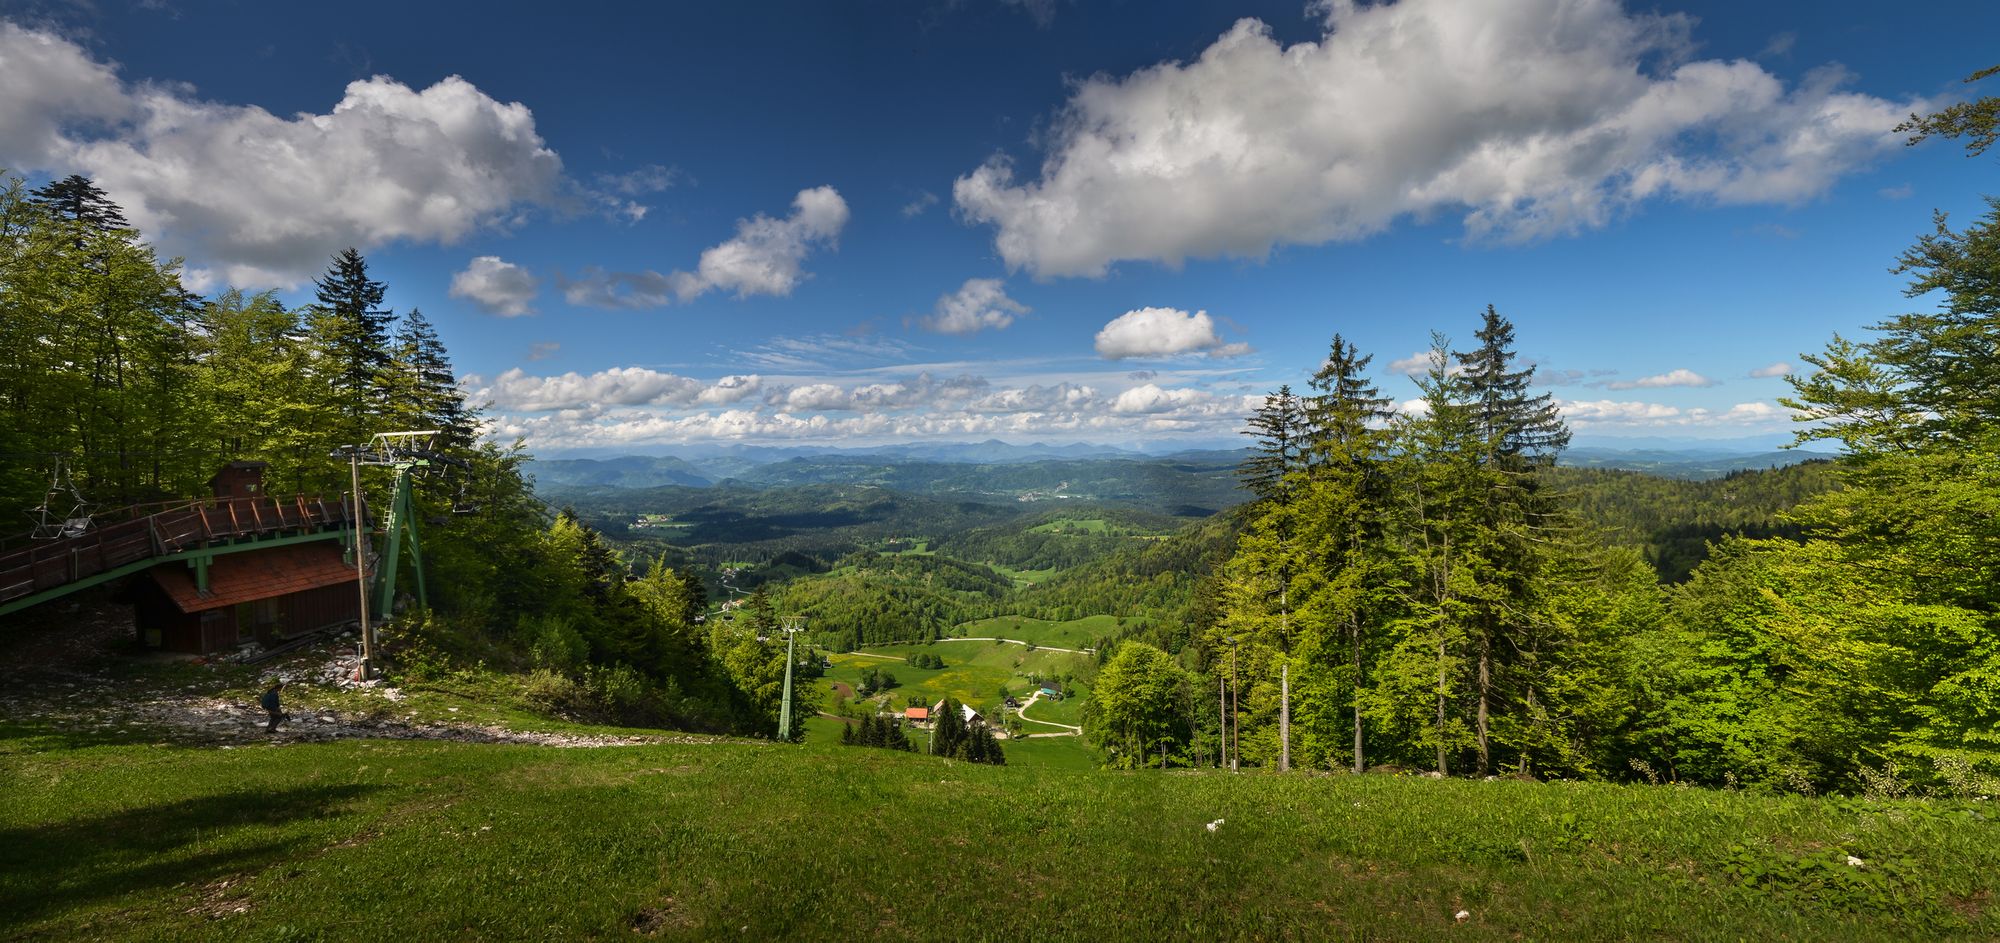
5, 718, 1995, 941
822, 639, 1090, 717
955, 614, 1120, 650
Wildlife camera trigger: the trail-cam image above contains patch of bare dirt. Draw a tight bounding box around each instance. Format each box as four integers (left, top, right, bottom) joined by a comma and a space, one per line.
629, 899, 693, 935
130, 695, 691, 747
1, 597, 707, 750
184, 877, 253, 920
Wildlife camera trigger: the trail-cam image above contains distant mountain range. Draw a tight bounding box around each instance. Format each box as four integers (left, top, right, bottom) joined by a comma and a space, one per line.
525, 438, 1837, 492
531, 447, 1247, 516
1560, 447, 1836, 480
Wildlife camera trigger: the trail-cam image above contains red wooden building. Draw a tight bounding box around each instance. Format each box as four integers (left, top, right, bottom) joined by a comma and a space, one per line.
128, 462, 362, 654
134, 543, 360, 653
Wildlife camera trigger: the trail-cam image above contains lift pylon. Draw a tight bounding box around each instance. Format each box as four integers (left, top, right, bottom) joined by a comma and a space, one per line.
344, 431, 469, 614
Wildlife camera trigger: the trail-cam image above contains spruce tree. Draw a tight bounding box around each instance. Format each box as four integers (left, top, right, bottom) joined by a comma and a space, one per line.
1456, 306, 1569, 464
1238, 385, 1304, 501
933, 698, 968, 757
1220, 385, 1309, 762
308, 248, 396, 442
1390, 335, 1483, 775
1453, 306, 1571, 775
1300, 334, 1394, 773
390, 308, 477, 450
29, 174, 130, 234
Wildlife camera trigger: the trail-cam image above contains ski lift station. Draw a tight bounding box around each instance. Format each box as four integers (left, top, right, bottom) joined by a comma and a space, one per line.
1, 435, 458, 655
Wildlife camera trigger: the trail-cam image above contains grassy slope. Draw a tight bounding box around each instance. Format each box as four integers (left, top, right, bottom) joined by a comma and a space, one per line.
4, 719, 1995, 941
956, 614, 1120, 649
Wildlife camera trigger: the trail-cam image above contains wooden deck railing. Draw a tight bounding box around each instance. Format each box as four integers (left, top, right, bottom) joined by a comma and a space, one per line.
0, 494, 364, 606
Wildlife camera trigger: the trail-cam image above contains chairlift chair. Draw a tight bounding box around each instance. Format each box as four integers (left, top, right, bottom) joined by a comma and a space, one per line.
26, 459, 95, 540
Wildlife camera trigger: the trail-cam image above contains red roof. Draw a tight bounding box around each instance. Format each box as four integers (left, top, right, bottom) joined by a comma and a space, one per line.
905, 707, 929, 720
148, 542, 359, 613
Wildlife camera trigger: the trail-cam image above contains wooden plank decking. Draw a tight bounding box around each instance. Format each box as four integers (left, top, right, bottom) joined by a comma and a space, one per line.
0, 494, 362, 608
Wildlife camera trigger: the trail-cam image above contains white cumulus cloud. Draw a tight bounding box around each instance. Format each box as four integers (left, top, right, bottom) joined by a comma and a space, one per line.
0, 21, 130, 169
558, 186, 849, 310
771, 373, 991, 412
922, 278, 1030, 335
1387, 349, 1467, 378
1749, 362, 1793, 378
1556, 398, 1793, 427
1112, 383, 1214, 414
556, 268, 675, 309
969, 382, 1099, 413
449, 256, 539, 317
475, 375, 1263, 449
954, 0, 1920, 278
782, 383, 851, 412
468, 367, 760, 412
699, 374, 763, 405
1560, 399, 1684, 423
900, 191, 939, 217
669, 185, 849, 301
0, 22, 575, 289
1607, 368, 1716, 390
1095, 307, 1249, 360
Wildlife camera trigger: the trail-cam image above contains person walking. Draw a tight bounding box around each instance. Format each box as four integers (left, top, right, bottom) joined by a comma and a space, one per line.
262, 679, 287, 733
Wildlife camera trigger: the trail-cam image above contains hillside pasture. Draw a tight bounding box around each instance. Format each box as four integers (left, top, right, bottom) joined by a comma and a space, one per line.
5, 721, 1994, 941
822, 643, 1092, 720
1022, 683, 1090, 727
955, 614, 1122, 650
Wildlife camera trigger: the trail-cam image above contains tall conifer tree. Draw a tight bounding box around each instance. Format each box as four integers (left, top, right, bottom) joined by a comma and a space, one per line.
1454, 305, 1570, 775
308, 248, 396, 444
1391, 336, 1482, 775
390, 307, 477, 450
1300, 335, 1393, 772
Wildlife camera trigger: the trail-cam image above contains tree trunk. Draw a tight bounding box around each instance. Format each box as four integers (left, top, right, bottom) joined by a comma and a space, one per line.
1436, 635, 1449, 776
1352, 617, 1364, 774
1522, 682, 1537, 779
1476, 629, 1491, 777
1229, 647, 1239, 773
1279, 662, 1290, 773
1218, 674, 1227, 770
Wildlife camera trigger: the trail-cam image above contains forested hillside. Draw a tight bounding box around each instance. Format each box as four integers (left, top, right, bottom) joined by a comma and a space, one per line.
1549, 462, 1838, 581
550, 482, 1024, 578
769, 552, 1014, 651
930, 506, 1188, 572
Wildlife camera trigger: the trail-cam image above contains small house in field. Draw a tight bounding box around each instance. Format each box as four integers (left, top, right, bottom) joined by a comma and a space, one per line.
1038, 681, 1065, 699
931, 699, 980, 725
904, 706, 930, 725
1003, 695, 1021, 709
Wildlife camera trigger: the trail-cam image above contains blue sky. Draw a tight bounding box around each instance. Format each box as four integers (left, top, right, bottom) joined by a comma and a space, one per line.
4, 0, 1996, 452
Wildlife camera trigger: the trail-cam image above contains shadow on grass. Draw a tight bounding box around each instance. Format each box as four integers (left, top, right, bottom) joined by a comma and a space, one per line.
0, 718, 222, 755
0, 782, 382, 926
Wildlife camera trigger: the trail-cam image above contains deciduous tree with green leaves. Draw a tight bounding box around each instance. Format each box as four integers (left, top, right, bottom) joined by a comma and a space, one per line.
1083, 641, 1194, 769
